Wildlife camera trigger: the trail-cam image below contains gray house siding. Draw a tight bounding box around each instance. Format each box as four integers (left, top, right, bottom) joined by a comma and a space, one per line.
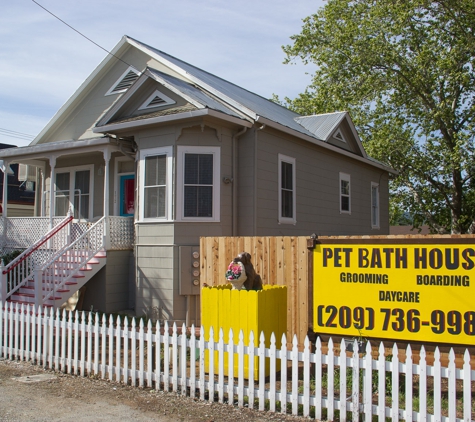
133, 120, 236, 321
81, 250, 133, 313
254, 127, 389, 236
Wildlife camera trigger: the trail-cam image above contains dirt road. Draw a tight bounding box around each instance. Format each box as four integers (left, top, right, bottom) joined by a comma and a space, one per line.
0, 359, 305, 422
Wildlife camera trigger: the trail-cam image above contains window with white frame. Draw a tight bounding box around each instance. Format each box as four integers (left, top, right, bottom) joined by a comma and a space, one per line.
278, 154, 296, 224
55, 165, 93, 220
339, 172, 351, 213
139, 146, 173, 221
371, 182, 380, 228
176, 146, 220, 221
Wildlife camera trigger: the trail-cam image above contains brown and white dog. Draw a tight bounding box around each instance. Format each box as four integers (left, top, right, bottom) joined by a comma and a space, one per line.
233, 252, 263, 291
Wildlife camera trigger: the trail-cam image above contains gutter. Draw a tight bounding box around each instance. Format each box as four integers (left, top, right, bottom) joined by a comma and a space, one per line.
232, 127, 247, 235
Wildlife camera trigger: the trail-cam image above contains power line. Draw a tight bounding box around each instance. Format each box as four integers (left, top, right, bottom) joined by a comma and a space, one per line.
31, 0, 139, 73
0, 128, 35, 141
0, 128, 34, 138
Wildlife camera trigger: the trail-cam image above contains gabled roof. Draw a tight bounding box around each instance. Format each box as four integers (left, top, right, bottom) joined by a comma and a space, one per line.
126, 37, 321, 140
294, 112, 367, 158
23, 35, 394, 173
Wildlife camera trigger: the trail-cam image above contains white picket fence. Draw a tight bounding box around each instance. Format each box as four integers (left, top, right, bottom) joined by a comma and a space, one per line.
1, 303, 473, 422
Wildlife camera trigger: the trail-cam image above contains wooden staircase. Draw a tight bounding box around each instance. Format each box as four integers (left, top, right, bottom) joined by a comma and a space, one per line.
1, 215, 107, 311
7, 250, 106, 308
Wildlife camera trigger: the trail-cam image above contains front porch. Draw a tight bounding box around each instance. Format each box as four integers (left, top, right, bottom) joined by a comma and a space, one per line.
0, 215, 134, 311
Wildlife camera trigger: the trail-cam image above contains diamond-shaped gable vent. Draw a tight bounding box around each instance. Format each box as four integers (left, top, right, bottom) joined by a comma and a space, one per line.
139, 90, 176, 110
105, 67, 140, 96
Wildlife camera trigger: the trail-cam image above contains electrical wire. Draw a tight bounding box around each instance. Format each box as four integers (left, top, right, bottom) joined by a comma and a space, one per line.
31, 0, 140, 73
0, 128, 35, 141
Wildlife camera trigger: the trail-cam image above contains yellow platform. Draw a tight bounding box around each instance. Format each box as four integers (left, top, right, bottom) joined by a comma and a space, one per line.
201, 284, 287, 380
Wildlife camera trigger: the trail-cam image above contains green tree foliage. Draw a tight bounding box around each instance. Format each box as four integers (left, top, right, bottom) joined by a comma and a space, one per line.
282, 0, 475, 233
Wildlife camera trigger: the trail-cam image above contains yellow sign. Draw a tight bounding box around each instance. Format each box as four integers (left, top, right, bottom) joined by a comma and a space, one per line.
313, 243, 475, 345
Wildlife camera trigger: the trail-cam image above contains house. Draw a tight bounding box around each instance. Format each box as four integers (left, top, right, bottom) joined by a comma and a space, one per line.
0, 143, 35, 217
0, 36, 394, 324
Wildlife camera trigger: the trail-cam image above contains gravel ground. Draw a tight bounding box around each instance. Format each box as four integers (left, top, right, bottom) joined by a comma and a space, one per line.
0, 359, 309, 422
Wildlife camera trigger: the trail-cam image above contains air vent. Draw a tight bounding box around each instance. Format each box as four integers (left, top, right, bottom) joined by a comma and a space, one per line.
105, 67, 141, 96
333, 129, 346, 143
139, 90, 176, 110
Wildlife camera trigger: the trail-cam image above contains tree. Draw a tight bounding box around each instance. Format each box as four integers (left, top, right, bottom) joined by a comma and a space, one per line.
282, 0, 475, 234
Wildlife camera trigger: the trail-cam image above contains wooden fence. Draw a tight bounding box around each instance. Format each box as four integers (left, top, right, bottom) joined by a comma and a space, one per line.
1, 303, 474, 421
200, 236, 310, 346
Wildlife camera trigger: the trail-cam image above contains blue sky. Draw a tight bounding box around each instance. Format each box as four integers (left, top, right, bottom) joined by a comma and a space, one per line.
0, 0, 324, 146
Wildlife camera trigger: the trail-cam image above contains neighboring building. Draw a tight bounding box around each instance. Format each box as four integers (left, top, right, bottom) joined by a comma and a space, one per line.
0, 36, 395, 323
0, 143, 35, 216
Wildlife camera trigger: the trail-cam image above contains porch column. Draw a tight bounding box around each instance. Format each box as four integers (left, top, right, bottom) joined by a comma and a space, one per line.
2, 159, 8, 218
103, 149, 111, 249
49, 156, 56, 229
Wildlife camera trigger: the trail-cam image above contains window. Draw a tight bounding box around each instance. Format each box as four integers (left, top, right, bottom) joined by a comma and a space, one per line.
138, 90, 176, 110
105, 66, 140, 96
139, 147, 173, 221
371, 182, 380, 228
278, 154, 296, 224
55, 166, 93, 220
339, 172, 351, 213
176, 146, 220, 222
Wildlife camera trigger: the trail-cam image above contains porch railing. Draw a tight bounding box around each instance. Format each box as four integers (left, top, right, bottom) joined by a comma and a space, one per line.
0, 216, 134, 253
40, 217, 106, 306
0, 215, 74, 302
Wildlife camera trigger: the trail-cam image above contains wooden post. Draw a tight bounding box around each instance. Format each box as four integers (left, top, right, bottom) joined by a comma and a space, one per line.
0, 260, 6, 303
35, 267, 43, 308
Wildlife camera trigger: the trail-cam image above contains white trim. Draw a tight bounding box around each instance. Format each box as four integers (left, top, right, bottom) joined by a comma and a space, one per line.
139, 146, 173, 222
138, 89, 176, 110
339, 172, 351, 214
371, 182, 380, 229
105, 66, 141, 96
176, 146, 220, 222
55, 164, 94, 220
278, 154, 296, 225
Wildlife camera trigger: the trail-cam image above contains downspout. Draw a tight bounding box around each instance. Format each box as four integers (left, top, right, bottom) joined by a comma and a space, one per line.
232, 127, 247, 236
253, 123, 266, 235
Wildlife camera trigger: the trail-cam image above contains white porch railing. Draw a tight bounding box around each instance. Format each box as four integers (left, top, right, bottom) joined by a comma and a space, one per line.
0, 215, 74, 302
39, 217, 106, 307
0, 216, 134, 254
0, 216, 66, 254
1, 304, 473, 421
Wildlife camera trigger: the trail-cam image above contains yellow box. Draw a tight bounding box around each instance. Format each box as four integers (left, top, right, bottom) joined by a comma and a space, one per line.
201, 285, 287, 380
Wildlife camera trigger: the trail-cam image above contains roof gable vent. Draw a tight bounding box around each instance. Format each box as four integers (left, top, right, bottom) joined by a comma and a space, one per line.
333, 128, 347, 143
138, 90, 176, 110
105, 67, 141, 96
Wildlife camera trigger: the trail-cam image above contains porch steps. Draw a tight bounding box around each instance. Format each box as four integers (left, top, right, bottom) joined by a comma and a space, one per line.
7, 250, 106, 309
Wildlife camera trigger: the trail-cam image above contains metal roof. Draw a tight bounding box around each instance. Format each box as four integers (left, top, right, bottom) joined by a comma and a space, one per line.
129, 37, 321, 140
146, 69, 245, 120
294, 112, 347, 141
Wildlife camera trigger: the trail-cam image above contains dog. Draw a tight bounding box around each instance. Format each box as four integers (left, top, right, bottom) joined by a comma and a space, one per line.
233, 252, 263, 291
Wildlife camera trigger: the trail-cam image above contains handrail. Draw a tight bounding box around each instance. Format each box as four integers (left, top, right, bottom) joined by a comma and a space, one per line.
41, 216, 105, 271
41, 216, 105, 304
2, 214, 74, 275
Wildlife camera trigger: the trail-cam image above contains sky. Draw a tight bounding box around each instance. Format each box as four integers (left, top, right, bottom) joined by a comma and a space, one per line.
0, 0, 324, 147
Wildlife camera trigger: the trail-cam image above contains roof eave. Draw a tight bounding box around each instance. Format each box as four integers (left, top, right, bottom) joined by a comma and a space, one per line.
93, 109, 253, 133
